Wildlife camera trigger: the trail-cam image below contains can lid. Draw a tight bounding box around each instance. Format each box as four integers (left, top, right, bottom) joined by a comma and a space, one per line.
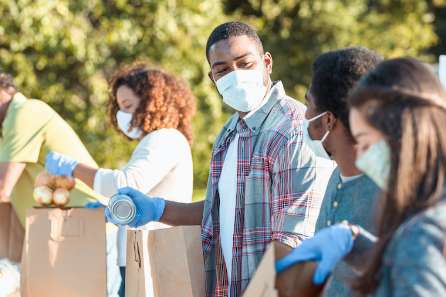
109, 195, 136, 224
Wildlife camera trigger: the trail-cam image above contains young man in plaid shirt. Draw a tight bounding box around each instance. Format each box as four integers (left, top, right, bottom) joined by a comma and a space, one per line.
107, 21, 334, 296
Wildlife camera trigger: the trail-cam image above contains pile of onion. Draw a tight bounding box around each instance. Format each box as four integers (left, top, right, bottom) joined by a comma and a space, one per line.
33, 171, 75, 207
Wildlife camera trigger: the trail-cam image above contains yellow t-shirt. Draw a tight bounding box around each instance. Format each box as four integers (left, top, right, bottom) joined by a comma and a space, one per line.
0, 93, 102, 225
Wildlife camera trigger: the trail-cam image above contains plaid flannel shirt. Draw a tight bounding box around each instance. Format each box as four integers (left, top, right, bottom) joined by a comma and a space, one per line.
201, 82, 334, 297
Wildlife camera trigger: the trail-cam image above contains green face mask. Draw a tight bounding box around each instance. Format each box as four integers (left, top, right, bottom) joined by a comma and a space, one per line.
355, 140, 391, 190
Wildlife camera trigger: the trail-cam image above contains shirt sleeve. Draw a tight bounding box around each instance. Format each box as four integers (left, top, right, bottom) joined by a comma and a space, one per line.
270, 134, 334, 248
386, 218, 446, 297
93, 130, 181, 197
0, 101, 52, 163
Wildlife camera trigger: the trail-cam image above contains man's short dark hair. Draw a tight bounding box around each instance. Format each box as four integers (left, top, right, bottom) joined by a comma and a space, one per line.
0, 71, 16, 94
311, 47, 383, 132
205, 21, 264, 61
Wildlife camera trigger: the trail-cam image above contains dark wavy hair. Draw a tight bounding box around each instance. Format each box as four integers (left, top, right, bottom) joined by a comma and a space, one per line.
108, 63, 196, 144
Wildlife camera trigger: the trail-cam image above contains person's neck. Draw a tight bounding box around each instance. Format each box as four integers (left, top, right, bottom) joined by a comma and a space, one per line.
332, 138, 362, 177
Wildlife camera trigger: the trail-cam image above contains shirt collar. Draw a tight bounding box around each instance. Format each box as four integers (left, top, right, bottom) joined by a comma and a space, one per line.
243, 82, 274, 120
223, 81, 286, 136
10, 92, 27, 108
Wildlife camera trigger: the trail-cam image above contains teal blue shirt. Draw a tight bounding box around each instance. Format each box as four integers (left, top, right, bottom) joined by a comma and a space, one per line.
372, 198, 446, 297
316, 168, 380, 297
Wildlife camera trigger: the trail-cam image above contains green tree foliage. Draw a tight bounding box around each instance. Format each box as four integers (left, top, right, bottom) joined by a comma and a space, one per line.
0, 0, 440, 195
0, 0, 227, 196
224, 0, 438, 99
429, 0, 446, 56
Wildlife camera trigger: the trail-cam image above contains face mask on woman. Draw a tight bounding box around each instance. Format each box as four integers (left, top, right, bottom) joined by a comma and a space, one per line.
215, 66, 267, 112
303, 112, 331, 159
355, 139, 391, 190
116, 110, 143, 139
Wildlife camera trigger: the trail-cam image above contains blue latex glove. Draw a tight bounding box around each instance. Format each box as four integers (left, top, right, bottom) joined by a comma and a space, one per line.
106, 187, 166, 228
84, 201, 105, 209
275, 224, 354, 285
45, 151, 78, 177
85, 201, 109, 222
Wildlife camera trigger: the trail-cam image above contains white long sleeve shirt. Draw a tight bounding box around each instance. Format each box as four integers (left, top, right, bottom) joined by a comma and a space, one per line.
93, 128, 193, 266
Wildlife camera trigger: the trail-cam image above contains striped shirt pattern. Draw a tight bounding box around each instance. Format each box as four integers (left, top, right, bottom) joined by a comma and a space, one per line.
201, 82, 333, 297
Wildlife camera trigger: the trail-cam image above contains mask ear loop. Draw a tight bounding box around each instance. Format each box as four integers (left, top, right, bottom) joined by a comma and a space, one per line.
321, 113, 336, 143
320, 130, 330, 143
307, 111, 327, 123
308, 111, 331, 142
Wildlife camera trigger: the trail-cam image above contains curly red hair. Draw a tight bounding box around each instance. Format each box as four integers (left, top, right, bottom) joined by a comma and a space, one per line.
108, 63, 196, 144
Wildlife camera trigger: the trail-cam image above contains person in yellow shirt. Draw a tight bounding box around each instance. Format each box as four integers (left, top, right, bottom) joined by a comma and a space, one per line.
0, 71, 122, 297
0, 71, 100, 224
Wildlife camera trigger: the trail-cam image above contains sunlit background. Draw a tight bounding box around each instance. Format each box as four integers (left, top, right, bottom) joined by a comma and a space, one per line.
1, 0, 445, 198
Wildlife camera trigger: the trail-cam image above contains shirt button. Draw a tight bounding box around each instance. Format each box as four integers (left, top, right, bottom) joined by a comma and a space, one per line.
333, 201, 339, 208
327, 220, 332, 226
337, 183, 342, 190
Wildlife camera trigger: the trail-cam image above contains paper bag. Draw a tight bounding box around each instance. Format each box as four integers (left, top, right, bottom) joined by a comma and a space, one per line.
0, 203, 24, 262
21, 208, 107, 297
126, 225, 205, 297
243, 244, 278, 297
125, 229, 150, 297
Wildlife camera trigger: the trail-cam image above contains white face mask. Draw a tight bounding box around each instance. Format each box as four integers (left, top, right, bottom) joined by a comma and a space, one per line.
116, 110, 143, 139
215, 67, 267, 112
303, 112, 331, 159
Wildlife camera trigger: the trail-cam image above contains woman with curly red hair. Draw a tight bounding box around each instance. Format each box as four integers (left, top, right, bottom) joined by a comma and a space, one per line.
45, 63, 196, 296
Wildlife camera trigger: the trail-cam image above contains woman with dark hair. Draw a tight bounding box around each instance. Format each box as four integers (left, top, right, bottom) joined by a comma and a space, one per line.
45, 63, 196, 296
276, 57, 446, 296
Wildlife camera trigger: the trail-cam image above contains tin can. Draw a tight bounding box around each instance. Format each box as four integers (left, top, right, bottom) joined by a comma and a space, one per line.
108, 194, 136, 225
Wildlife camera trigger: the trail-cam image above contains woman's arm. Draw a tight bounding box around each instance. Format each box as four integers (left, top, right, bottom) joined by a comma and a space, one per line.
93, 130, 188, 198
385, 218, 446, 297
72, 163, 98, 189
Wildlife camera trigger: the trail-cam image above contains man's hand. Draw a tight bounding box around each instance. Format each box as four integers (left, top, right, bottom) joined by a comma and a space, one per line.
275, 224, 354, 285
107, 187, 166, 228
45, 151, 78, 177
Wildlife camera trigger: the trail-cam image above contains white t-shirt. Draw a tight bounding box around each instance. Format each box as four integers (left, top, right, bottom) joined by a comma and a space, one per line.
93, 128, 193, 267
218, 134, 239, 288
217, 89, 271, 292
340, 174, 363, 183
